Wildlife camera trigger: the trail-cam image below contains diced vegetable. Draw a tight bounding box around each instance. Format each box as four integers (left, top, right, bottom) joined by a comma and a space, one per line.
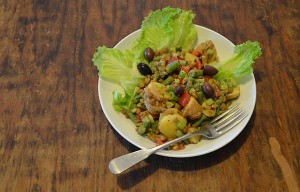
226, 86, 240, 100
137, 125, 147, 135
158, 113, 187, 139
179, 70, 187, 79
192, 114, 208, 127
163, 76, 174, 85
181, 65, 191, 73
166, 61, 181, 73
178, 91, 190, 107
182, 96, 203, 120
195, 58, 202, 69
189, 69, 203, 78
187, 127, 201, 143
185, 52, 197, 63
192, 50, 201, 56
175, 129, 184, 137
167, 56, 179, 65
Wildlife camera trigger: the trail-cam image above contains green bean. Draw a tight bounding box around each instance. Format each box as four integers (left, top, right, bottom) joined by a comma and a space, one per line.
176, 120, 186, 129
175, 129, 184, 138
179, 70, 187, 79
151, 121, 158, 133
165, 60, 187, 73
186, 77, 194, 91
142, 115, 153, 128
192, 114, 208, 127
137, 125, 146, 135
216, 94, 224, 105
189, 69, 203, 78
166, 61, 181, 73
216, 106, 222, 116
163, 76, 174, 85
166, 85, 174, 92
197, 91, 205, 104
169, 92, 179, 101
194, 78, 204, 84
193, 83, 202, 92
149, 62, 157, 72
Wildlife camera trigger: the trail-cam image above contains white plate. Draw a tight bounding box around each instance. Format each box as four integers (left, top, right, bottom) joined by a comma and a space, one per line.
98, 25, 256, 158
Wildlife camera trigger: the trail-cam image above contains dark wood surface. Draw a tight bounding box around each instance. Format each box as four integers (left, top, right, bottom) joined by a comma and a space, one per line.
0, 0, 299, 191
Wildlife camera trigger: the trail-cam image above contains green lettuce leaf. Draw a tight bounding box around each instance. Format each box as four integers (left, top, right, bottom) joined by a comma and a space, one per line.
131, 7, 197, 63
92, 46, 144, 97
112, 91, 137, 122
214, 41, 262, 80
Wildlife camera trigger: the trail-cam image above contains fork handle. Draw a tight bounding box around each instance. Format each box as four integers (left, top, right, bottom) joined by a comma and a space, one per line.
108, 132, 198, 174
109, 149, 152, 174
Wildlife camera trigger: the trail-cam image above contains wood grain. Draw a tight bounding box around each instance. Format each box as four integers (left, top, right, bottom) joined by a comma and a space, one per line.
0, 0, 299, 191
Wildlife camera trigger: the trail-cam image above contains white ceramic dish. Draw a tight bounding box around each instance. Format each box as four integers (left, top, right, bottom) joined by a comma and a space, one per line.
98, 25, 256, 158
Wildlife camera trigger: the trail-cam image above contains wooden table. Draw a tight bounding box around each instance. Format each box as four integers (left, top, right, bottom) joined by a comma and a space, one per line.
0, 0, 299, 191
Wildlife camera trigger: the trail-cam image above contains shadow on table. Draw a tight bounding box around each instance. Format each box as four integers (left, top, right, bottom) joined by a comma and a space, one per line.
112, 109, 256, 190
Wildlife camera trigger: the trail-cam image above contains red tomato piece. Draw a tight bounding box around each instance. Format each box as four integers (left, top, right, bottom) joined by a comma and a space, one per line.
156, 138, 164, 146
181, 65, 191, 73
195, 58, 202, 69
192, 50, 201, 56
178, 91, 190, 107
215, 87, 222, 97
167, 56, 179, 65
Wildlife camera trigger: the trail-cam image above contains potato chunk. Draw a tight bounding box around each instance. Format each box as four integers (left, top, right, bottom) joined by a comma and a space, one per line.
145, 82, 170, 101
144, 82, 170, 115
158, 113, 187, 139
185, 52, 197, 63
181, 97, 203, 120
226, 86, 240, 100
187, 127, 201, 144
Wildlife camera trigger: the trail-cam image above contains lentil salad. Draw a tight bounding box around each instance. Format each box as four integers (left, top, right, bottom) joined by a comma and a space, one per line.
123, 40, 240, 150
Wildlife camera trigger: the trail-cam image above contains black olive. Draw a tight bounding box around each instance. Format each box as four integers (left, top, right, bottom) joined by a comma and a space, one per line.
203, 65, 219, 76
202, 82, 215, 98
174, 85, 185, 97
144, 47, 154, 62
137, 63, 152, 76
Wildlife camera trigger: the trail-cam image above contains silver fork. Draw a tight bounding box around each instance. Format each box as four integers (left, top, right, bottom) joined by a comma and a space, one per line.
109, 103, 247, 174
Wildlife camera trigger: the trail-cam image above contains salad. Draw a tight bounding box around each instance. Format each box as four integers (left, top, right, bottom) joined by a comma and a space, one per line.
93, 7, 262, 150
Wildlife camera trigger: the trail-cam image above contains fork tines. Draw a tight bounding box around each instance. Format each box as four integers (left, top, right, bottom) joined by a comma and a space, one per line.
211, 103, 248, 134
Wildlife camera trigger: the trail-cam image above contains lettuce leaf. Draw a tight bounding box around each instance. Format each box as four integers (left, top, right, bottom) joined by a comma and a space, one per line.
214, 41, 262, 81
112, 90, 137, 122
92, 46, 144, 97
131, 7, 197, 63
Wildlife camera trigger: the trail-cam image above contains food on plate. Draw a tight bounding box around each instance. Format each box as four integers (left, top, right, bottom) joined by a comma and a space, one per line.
93, 7, 262, 150
126, 42, 244, 149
